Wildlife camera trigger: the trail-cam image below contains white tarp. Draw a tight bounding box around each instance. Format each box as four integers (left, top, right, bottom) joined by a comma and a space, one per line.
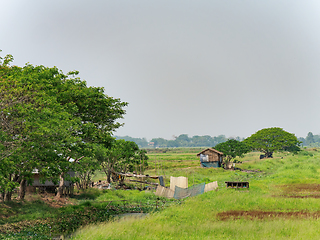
155, 185, 174, 198
204, 181, 218, 192
200, 154, 209, 162
170, 176, 188, 191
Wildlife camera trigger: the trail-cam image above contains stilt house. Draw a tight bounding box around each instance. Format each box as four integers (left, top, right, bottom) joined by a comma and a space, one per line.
27, 169, 75, 195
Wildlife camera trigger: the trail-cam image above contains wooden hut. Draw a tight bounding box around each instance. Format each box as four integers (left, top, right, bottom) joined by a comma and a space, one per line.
197, 148, 223, 168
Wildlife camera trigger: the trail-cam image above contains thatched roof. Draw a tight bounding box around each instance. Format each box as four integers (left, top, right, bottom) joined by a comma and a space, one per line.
196, 148, 224, 157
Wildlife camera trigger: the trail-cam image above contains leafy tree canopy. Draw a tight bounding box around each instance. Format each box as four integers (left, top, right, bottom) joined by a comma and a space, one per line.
0, 51, 128, 200
214, 139, 250, 162
244, 127, 301, 156
97, 139, 148, 183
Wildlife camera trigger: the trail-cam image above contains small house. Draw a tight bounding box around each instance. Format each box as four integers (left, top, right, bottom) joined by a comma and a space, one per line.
27, 169, 75, 195
197, 148, 223, 168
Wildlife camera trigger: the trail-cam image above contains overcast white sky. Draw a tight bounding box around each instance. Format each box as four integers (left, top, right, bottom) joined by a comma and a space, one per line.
1, 1, 320, 140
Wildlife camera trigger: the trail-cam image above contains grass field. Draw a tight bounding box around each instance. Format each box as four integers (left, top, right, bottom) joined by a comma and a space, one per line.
2, 148, 320, 239
70, 148, 320, 239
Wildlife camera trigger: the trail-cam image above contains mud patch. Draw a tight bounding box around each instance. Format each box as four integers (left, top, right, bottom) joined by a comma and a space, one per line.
217, 210, 320, 220
274, 183, 320, 198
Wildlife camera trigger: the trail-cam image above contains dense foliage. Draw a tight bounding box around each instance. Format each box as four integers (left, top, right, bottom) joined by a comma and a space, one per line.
0, 189, 171, 239
97, 139, 148, 183
244, 127, 301, 157
0, 52, 129, 200
214, 139, 250, 163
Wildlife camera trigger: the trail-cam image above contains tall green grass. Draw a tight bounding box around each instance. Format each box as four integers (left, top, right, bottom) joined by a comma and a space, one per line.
147, 152, 199, 171
72, 218, 320, 240
71, 149, 320, 239
0, 199, 56, 224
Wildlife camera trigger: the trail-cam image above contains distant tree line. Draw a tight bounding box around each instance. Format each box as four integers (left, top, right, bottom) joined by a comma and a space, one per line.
115, 134, 244, 148
117, 131, 320, 149
115, 136, 150, 148
298, 132, 320, 147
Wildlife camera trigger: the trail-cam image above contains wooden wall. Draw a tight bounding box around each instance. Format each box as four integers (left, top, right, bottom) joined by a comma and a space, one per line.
202, 149, 220, 162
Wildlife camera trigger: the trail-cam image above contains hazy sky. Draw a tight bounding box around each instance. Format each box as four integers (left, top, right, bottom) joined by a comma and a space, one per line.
1, 1, 320, 140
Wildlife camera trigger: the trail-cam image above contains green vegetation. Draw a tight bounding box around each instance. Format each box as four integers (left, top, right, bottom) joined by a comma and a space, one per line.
0, 52, 148, 201
116, 134, 235, 148
214, 139, 250, 166
69, 148, 320, 239
244, 127, 301, 157
115, 136, 149, 148
147, 152, 199, 170
3, 50, 320, 239
299, 132, 320, 147
0, 190, 172, 239
118, 131, 320, 149
115, 134, 233, 148
150, 134, 232, 148
97, 140, 148, 184
2, 148, 320, 239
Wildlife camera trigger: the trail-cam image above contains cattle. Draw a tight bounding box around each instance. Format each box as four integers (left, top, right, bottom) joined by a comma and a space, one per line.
260, 152, 273, 159
266, 152, 273, 158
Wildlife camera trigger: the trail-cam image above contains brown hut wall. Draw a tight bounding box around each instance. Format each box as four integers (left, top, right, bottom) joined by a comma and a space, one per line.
202, 150, 220, 162
32, 174, 56, 187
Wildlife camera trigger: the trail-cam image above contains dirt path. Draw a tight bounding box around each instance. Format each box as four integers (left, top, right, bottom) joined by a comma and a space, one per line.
217, 210, 320, 220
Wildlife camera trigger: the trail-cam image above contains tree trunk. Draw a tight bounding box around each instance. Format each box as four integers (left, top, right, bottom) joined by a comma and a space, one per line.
4, 191, 12, 201
107, 170, 111, 184
19, 179, 27, 200
56, 172, 65, 199
223, 156, 231, 169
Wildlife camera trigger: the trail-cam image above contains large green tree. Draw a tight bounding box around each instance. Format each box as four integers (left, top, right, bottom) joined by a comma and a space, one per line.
214, 139, 250, 166
244, 127, 301, 158
0, 56, 80, 200
0, 52, 127, 200
98, 139, 148, 184
74, 154, 100, 190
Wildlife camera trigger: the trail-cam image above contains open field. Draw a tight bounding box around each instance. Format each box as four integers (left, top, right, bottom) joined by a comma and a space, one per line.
2, 148, 320, 239
71, 148, 320, 239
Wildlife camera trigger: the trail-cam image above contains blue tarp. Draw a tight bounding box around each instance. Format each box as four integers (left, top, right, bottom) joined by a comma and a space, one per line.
201, 161, 220, 168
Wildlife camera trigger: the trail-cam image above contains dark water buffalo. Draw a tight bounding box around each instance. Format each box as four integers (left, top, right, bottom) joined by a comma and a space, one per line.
260, 152, 273, 159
